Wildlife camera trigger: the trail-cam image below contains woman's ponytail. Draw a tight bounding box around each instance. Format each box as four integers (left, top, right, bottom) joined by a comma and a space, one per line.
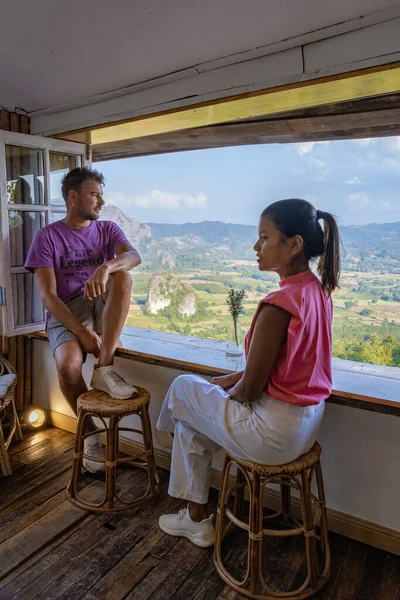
316, 211, 340, 294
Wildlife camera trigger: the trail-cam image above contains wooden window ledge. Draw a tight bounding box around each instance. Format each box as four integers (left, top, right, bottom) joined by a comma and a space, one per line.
30, 326, 400, 417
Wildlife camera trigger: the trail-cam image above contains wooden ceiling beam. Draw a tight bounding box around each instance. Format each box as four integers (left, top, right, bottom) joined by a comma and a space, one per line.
92, 106, 400, 161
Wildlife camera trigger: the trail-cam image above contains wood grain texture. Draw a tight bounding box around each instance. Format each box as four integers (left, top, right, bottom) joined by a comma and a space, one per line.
0, 427, 399, 600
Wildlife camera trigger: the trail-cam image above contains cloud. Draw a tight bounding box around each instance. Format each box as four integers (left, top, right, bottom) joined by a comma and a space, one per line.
388, 136, 400, 152
317, 170, 328, 181
308, 157, 327, 167
105, 190, 207, 210
353, 138, 374, 146
346, 177, 362, 185
381, 158, 400, 171
348, 192, 371, 210
295, 141, 329, 155
104, 191, 134, 208
376, 199, 396, 211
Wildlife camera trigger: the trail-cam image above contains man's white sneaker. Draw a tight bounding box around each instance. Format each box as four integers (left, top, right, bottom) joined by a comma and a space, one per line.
90, 366, 138, 399
159, 506, 215, 548
83, 438, 106, 473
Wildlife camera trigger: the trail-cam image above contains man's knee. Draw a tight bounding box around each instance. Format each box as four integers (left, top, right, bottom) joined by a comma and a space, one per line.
109, 270, 132, 290
56, 361, 83, 386
54, 341, 83, 385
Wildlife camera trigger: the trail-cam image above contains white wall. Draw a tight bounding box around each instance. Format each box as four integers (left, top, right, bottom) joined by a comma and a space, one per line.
33, 339, 400, 533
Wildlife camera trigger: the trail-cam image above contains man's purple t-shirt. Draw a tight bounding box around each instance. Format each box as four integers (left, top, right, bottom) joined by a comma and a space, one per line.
24, 220, 130, 304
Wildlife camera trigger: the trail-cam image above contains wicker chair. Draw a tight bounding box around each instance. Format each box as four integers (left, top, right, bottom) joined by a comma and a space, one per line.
0, 356, 23, 476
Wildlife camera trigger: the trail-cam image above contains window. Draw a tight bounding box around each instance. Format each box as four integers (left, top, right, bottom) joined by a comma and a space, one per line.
0, 131, 86, 336
97, 137, 400, 370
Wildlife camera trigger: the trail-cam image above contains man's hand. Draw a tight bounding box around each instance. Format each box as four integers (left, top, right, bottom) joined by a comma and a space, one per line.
84, 264, 110, 300
76, 326, 102, 358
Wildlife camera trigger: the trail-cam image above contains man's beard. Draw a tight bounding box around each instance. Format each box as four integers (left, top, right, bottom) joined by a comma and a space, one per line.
78, 207, 100, 221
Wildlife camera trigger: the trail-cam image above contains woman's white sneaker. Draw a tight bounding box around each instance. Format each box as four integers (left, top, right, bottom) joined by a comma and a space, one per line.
90, 365, 138, 399
159, 506, 215, 548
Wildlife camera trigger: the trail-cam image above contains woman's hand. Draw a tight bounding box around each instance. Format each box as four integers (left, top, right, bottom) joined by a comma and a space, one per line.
211, 371, 243, 390
228, 380, 248, 404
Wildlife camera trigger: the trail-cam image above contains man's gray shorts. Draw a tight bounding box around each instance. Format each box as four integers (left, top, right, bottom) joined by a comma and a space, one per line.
46, 295, 104, 358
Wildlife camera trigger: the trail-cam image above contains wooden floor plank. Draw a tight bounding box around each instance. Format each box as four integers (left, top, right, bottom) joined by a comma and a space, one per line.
8, 427, 66, 457
15, 430, 75, 464
82, 527, 167, 600
124, 538, 206, 600
1, 428, 400, 600
169, 553, 216, 600
0, 471, 147, 599
326, 540, 367, 600
0, 499, 86, 579
216, 587, 245, 600
0, 514, 110, 600
355, 546, 392, 600
35, 494, 182, 600
0, 447, 74, 512
102, 556, 159, 600
378, 553, 400, 600
0, 470, 74, 533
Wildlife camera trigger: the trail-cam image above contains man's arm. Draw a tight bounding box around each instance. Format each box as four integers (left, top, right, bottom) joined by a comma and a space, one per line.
106, 241, 141, 272
34, 268, 101, 357
84, 242, 141, 300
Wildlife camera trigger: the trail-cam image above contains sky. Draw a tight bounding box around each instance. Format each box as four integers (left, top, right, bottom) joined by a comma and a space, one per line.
97, 136, 400, 227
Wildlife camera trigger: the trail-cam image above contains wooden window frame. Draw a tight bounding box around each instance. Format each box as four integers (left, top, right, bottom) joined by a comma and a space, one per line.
0, 130, 86, 336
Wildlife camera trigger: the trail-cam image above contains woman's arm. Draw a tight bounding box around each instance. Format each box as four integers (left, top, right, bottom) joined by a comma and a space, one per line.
229, 304, 291, 404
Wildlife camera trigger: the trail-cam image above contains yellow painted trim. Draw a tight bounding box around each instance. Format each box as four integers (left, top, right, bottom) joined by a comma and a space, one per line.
49, 409, 400, 555
90, 64, 400, 145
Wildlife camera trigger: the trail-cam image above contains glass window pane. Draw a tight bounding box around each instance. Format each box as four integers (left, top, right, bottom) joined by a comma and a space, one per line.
12, 273, 45, 327
50, 211, 66, 223
5, 146, 45, 205
50, 152, 79, 205
8, 210, 46, 268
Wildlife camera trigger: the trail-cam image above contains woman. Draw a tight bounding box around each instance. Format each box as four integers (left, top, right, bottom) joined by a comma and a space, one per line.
156, 199, 340, 548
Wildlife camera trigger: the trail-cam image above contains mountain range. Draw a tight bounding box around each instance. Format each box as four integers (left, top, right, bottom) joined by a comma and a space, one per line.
101, 205, 400, 273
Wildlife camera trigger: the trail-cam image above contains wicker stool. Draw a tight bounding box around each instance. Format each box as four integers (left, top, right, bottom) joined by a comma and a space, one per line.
67, 387, 159, 512
214, 442, 330, 599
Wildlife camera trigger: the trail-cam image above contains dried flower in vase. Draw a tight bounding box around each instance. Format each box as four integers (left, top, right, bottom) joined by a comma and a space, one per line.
226, 288, 246, 347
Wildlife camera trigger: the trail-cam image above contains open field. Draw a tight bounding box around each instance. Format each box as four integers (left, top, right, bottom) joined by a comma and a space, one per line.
126, 262, 400, 367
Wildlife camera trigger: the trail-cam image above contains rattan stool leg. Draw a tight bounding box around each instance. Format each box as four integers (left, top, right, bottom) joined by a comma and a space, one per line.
140, 403, 159, 496
301, 469, 318, 591
106, 415, 118, 509
67, 409, 86, 501
249, 470, 262, 596
281, 477, 292, 524
233, 463, 246, 520
315, 460, 331, 578
214, 453, 232, 558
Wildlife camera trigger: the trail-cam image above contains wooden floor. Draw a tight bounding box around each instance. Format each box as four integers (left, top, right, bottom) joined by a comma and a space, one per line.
0, 428, 399, 600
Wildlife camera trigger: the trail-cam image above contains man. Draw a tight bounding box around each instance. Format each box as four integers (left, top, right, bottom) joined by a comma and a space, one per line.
25, 167, 141, 472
